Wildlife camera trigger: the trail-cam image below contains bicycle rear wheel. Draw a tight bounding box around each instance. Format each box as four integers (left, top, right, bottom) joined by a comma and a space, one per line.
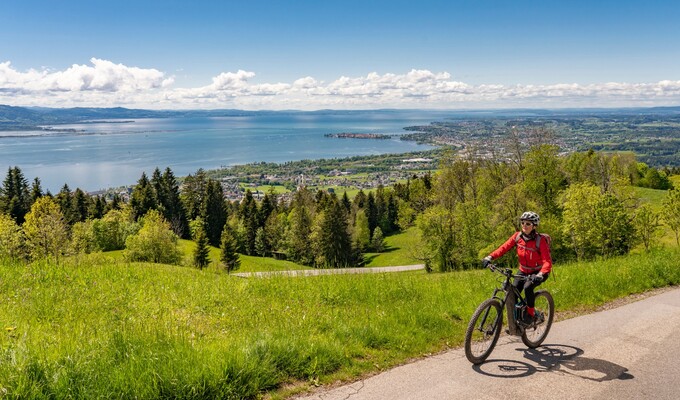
521, 290, 554, 348
464, 298, 503, 364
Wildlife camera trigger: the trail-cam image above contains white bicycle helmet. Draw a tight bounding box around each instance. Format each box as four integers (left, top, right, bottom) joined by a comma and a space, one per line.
520, 211, 540, 226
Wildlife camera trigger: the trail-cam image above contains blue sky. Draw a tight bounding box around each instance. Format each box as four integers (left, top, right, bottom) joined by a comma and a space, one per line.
1, 0, 680, 109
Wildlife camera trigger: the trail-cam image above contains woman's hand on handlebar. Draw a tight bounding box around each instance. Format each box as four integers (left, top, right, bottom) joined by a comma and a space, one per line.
482, 256, 493, 269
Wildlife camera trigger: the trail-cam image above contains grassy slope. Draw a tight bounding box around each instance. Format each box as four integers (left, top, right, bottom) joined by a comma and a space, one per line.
1, 248, 679, 399
2, 179, 677, 397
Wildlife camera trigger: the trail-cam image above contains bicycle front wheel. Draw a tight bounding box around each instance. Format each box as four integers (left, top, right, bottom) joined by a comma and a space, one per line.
464, 298, 503, 364
521, 290, 554, 348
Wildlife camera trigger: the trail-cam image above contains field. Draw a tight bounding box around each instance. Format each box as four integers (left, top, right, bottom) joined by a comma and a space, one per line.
1, 180, 679, 398
1, 248, 679, 399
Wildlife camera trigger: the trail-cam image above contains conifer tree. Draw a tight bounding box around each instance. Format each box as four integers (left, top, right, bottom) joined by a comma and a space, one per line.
193, 228, 211, 270
353, 189, 367, 209
30, 177, 43, 205
89, 196, 106, 219
56, 184, 76, 225
220, 224, 241, 274
342, 191, 351, 213
202, 179, 227, 246
258, 192, 275, 227
315, 197, 353, 268
240, 190, 258, 255
130, 172, 157, 221
0, 167, 30, 224
180, 169, 208, 220
371, 226, 386, 252
254, 226, 268, 256
365, 191, 378, 237
287, 204, 313, 264
161, 168, 188, 238
73, 188, 89, 223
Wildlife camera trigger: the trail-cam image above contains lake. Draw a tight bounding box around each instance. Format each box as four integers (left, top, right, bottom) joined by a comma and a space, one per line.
0, 110, 445, 192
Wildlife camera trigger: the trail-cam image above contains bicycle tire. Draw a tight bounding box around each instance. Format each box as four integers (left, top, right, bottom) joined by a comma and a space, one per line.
464, 298, 503, 364
521, 290, 554, 348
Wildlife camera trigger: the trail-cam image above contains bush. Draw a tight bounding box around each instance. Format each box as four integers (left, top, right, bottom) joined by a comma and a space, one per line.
124, 210, 181, 264
0, 212, 26, 260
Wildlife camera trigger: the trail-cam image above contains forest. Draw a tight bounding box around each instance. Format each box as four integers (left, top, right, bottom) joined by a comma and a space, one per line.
1, 131, 679, 273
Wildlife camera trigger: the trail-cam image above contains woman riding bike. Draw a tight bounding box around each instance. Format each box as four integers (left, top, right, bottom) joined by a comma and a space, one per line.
482, 211, 551, 325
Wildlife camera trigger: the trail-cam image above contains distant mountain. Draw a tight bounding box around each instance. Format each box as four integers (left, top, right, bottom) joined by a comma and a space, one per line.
2, 104, 680, 131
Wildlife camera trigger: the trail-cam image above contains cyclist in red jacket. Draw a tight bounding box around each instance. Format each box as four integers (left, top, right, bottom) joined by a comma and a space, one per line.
482, 211, 552, 324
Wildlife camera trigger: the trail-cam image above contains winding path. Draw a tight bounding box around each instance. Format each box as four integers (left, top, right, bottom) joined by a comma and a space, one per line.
232, 264, 424, 277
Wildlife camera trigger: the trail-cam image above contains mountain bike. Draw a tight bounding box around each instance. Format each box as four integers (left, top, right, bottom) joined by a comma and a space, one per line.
464, 264, 554, 364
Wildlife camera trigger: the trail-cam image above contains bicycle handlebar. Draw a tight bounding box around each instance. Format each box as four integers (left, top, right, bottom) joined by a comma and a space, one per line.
488, 264, 542, 282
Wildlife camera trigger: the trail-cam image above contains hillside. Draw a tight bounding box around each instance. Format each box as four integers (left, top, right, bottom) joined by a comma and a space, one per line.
1, 248, 679, 399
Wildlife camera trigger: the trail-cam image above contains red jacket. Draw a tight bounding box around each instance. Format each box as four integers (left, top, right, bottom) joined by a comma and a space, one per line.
490, 232, 552, 275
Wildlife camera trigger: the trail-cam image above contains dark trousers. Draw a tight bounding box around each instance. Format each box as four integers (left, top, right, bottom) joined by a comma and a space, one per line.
513, 271, 548, 308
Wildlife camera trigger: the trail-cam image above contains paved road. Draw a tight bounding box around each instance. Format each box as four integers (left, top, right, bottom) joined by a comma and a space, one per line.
296, 287, 680, 400
233, 264, 424, 277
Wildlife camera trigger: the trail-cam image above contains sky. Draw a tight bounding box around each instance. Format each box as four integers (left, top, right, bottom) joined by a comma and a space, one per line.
1, 0, 680, 110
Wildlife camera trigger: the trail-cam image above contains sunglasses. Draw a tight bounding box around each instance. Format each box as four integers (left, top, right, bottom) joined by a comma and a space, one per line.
521, 221, 534, 227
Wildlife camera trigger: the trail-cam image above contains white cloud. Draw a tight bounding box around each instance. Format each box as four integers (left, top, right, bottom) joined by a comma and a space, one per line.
0, 58, 172, 94
1, 58, 680, 109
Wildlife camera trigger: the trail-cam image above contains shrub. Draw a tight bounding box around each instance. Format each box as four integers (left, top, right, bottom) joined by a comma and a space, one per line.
124, 210, 181, 264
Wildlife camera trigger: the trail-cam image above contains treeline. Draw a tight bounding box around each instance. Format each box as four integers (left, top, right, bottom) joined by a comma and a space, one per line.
413, 146, 680, 271
1, 144, 679, 272
0, 166, 407, 270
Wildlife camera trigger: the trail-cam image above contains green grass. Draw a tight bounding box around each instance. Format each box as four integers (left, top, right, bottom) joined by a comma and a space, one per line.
364, 227, 421, 267
1, 248, 679, 399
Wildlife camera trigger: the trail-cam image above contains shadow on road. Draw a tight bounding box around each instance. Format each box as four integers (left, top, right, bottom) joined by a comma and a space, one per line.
472, 344, 634, 381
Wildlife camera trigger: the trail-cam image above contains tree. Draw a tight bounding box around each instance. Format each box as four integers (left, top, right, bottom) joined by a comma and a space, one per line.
158, 167, 188, 238
312, 197, 354, 268
634, 204, 661, 251
240, 190, 259, 255
522, 144, 566, 215
662, 187, 680, 246
92, 209, 138, 251
591, 194, 634, 257
0, 212, 26, 261
181, 169, 208, 220
124, 210, 181, 264
0, 167, 31, 224
286, 205, 314, 265
416, 205, 457, 272
89, 196, 106, 220
73, 188, 89, 223
201, 179, 227, 246
70, 220, 97, 254
371, 226, 386, 253
23, 197, 69, 261
30, 177, 43, 204
56, 184, 76, 225
264, 212, 286, 253
220, 224, 241, 274
254, 227, 268, 256
560, 183, 601, 261
129, 172, 157, 221
193, 228, 211, 269
365, 192, 378, 237
352, 211, 371, 252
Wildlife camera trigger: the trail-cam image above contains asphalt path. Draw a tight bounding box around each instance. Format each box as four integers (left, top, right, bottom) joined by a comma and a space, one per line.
295, 287, 680, 400
233, 264, 424, 277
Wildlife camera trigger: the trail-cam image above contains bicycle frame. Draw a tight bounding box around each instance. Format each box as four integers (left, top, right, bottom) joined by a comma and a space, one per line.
488, 266, 529, 336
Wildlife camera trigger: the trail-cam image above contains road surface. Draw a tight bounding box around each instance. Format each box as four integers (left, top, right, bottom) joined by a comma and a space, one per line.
233, 264, 424, 277
295, 287, 680, 400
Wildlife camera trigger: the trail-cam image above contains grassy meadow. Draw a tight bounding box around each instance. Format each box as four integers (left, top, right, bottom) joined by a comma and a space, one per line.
1, 247, 680, 399
1, 182, 679, 398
